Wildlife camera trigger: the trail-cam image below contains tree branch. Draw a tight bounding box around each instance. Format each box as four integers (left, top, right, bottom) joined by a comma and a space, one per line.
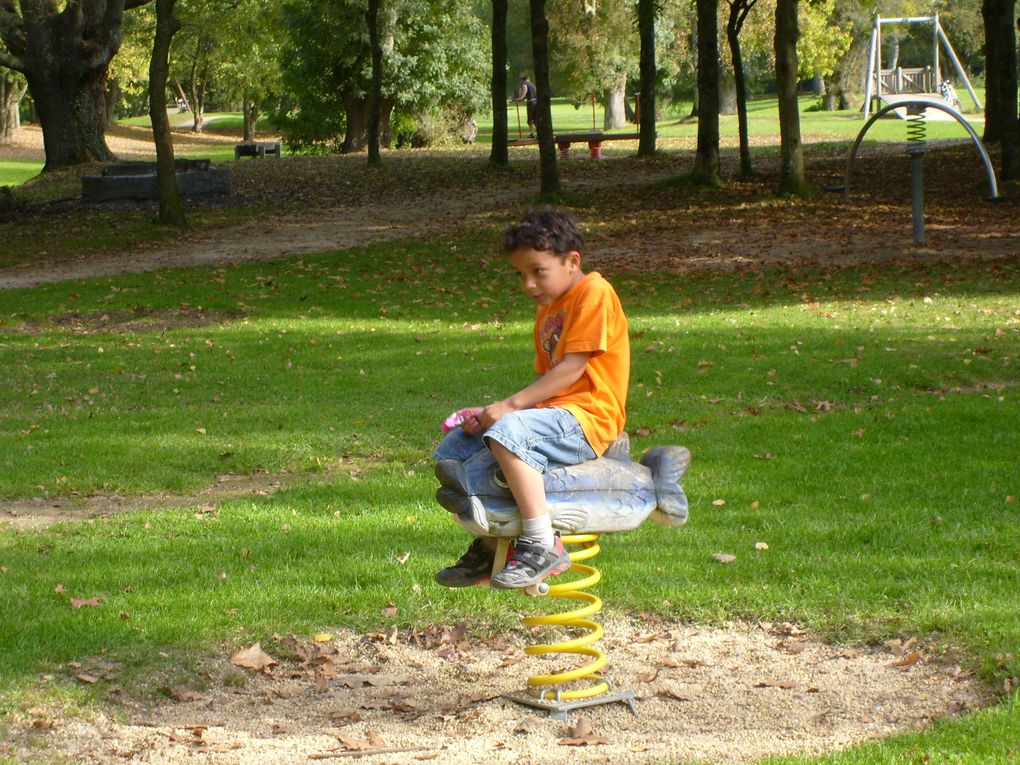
0, 49, 25, 73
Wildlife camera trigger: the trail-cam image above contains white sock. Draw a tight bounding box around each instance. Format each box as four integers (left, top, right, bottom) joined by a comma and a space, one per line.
521, 515, 554, 548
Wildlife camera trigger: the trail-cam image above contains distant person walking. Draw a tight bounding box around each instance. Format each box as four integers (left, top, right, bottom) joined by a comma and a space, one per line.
514, 74, 538, 138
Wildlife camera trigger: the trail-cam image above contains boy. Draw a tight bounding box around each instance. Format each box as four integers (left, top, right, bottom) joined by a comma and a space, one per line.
433, 208, 630, 589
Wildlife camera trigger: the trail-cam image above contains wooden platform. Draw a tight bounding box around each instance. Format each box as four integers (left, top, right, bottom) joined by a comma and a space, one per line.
876, 94, 976, 121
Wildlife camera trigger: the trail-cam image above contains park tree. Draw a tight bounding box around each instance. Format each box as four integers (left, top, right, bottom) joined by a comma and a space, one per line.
279, 0, 488, 153
0, 0, 153, 170
693, 0, 721, 184
366, 0, 383, 164
490, 0, 510, 166
530, 0, 559, 195
212, 0, 285, 141
774, 0, 809, 196
149, 0, 186, 226
1, 67, 27, 139
982, 0, 1019, 181
725, 0, 758, 176
547, 0, 637, 130
637, 0, 658, 156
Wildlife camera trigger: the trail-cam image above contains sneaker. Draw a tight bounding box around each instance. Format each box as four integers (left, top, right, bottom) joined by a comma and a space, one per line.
435, 538, 496, 588
490, 535, 571, 590
492, 468, 509, 489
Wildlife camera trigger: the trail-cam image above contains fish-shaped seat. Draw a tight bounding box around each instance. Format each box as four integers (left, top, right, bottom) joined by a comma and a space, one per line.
435, 432, 690, 538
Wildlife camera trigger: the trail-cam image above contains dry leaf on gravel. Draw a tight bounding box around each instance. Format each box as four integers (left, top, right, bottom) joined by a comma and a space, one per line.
559, 717, 609, 747
229, 643, 277, 673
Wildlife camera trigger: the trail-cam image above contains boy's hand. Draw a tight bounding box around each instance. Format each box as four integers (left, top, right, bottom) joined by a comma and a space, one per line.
447, 407, 484, 435
478, 399, 515, 430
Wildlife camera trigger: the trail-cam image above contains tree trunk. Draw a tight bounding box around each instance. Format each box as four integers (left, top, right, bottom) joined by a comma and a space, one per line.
490, 0, 509, 167
982, 0, 1002, 143
242, 94, 256, 141
1, 72, 27, 139
693, 0, 721, 183
105, 78, 120, 127
189, 45, 209, 133
342, 96, 394, 154
0, 1, 146, 169
149, 0, 186, 227
603, 82, 627, 129
982, 0, 1019, 179
719, 70, 737, 114
994, 0, 1019, 179
366, 0, 383, 165
637, 0, 657, 156
774, 0, 809, 196
726, 0, 756, 178
529, 0, 559, 196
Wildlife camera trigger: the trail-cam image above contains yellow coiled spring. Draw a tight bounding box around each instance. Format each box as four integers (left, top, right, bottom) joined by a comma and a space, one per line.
521, 533, 608, 700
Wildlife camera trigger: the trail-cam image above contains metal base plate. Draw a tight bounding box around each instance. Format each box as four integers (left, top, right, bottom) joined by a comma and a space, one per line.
504, 689, 638, 722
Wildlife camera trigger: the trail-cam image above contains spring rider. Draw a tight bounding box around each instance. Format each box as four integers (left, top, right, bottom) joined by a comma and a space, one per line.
435, 430, 690, 720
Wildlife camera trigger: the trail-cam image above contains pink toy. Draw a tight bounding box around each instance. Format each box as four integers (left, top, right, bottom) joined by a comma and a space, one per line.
441, 407, 480, 433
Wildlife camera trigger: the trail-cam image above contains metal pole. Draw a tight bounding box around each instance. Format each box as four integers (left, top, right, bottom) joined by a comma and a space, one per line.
908, 146, 926, 245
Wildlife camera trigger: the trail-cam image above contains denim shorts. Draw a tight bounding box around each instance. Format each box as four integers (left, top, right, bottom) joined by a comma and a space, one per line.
432, 407, 596, 474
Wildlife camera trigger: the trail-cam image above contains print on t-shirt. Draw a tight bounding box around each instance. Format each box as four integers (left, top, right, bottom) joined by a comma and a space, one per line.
539, 312, 565, 365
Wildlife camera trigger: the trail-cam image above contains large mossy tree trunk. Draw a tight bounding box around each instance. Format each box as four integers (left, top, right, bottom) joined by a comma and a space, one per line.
529, 0, 559, 196
149, 0, 186, 227
342, 96, 394, 154
693, 0, 721, 184
0, 1, 153, 169
637, 0, 657, 157
489, 0, 509, 167
774, 0, 810, 197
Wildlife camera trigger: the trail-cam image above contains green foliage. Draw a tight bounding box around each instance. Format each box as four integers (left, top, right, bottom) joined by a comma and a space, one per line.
277, 0, 489, 150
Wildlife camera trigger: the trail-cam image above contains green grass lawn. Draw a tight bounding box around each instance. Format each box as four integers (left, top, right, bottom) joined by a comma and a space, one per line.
1, 216, 1018, 761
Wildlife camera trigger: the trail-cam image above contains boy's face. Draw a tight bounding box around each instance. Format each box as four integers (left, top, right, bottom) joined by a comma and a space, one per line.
508, 247, 583, 306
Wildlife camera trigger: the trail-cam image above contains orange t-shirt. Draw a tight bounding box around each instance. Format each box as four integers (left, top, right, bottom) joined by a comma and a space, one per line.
533, 271, 630, 456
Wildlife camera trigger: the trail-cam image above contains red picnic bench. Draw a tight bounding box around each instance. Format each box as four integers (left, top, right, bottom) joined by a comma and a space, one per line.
508, 131, 641, 159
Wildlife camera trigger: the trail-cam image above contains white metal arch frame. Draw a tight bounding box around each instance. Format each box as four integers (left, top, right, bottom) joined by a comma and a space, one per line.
862, 14, 982, 119
843, 100, 999, 202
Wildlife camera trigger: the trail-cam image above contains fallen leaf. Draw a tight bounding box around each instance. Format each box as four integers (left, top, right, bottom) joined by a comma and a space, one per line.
159, 686, 204, 702
755, 542, 769, 550
336, 673, 409, 688
396, 551, 412, 565
513, 717, 544, 734
229, 643, 277, 673
889, 650, 923, 669
380, 602, 398, 617
313, 633, 333, 643
713, 552, 737, 563
70, 596, 102, 609
558, 716, 609, 746
711, 498, 727, 506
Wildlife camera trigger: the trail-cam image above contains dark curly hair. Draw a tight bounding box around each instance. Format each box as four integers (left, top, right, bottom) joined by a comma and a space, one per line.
502, 208, 583, 260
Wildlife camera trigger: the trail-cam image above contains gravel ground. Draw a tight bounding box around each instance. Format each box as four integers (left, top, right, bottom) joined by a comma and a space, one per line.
6, 618, 990, 764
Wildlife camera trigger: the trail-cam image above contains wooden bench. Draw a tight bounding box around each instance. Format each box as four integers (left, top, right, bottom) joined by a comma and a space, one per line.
508, 131, 641, 159
234, 141, 281, 160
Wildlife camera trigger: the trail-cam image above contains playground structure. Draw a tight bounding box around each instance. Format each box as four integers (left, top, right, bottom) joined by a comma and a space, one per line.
863, 14, 982, 120
435, 432, 690, 720
843, 98, 1001, 245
